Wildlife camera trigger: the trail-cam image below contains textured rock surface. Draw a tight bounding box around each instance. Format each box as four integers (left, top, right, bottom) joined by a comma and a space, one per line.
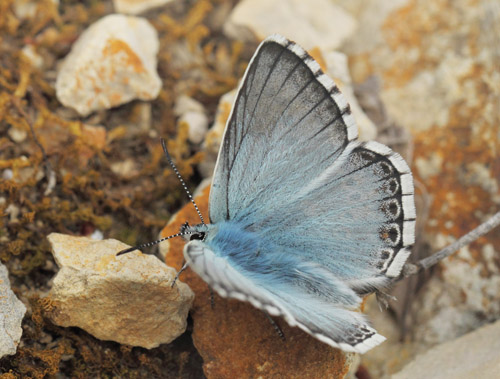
198, 89, 236, 178
159, 187, 352, 378
392, 319, 500, 379
46, 233, 193, 348
343, 0, 500, 376
224, 0, 357, 52
320, 50, 377, 141
113, 0, 174, 15
0, 263, 27, 358
56, 14, 161, 116
174, 95, 209, 144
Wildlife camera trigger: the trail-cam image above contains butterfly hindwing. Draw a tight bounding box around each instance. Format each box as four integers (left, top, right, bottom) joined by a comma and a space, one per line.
185, 240, 386, 353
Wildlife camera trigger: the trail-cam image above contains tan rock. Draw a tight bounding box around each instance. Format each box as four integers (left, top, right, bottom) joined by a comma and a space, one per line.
0, 263, 27, 358
113, 0, 174, 15
56, 14, 161, 116
198, 89, 237, 178
322, 50, 377, 141
393, 319, 500, 379
174, 95, 209, 144
46, 233, 194, 348
343, 0, 500, 375
224, 0, 357, 52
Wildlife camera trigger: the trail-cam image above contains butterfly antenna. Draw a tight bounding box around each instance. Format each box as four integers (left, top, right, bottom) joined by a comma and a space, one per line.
161, 138, 205, 226
116, 231, 191, 256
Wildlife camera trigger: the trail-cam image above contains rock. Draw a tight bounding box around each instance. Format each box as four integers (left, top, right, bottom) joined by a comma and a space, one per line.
113, 0, 174, 15
392, 319, 500, 379
0, 263, 27, 358
56, 14, 161, 116
321, 50, 377, 141
198, 89, 236, 178
7, 125, 28, 143
46, 233, 194, 348
13, 0, 59, 20
21, 44, 44, 69
110, 158, 139, 179
342, 0, 500, 375
159, 187, 352, 378
410, 243, 500, 347
224, 0, 357, 52
179, 111, 209, 144
174, 96, 209, 144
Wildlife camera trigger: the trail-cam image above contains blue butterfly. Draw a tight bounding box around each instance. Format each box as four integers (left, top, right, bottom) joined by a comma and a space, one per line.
123, 34, 416, 353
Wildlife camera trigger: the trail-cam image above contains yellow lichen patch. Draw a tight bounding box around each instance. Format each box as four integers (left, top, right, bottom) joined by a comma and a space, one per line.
102, 38, 146, 74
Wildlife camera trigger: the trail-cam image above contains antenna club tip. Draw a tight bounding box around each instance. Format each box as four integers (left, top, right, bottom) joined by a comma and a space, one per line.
116, 247, 138, 256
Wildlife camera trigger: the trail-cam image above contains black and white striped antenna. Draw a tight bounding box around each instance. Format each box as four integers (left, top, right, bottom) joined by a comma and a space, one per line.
116, 138, 205, 256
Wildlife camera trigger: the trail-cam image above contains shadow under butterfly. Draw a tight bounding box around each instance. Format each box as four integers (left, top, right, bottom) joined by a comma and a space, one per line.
120, 35, 416, 354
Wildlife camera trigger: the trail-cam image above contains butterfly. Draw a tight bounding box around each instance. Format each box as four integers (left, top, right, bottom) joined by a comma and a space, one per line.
126, 34, 416, 354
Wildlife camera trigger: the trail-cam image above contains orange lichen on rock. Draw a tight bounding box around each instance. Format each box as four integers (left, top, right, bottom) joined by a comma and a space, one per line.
161, 187, 351, 379
102, 38, 146, 74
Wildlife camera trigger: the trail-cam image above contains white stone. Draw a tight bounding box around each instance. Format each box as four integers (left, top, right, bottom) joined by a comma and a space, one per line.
323, 50, 377, 141
199, 88, 237, 178
174, 95, 206, 116
46, 233, 194, 348
224, 0, 357, 52
13, 0, 59, 19
179, 111, 209, 144
174, 95, 209, 144
7, 125, 28, 143
113, 0, 174, 15
21, 44, 44, 69
0, 263, 27, 358
56, 14, 161, 116
393, 319, 500, 379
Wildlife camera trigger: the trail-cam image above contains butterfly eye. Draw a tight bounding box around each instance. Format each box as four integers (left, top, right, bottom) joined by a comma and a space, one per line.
190, 232, 206, 241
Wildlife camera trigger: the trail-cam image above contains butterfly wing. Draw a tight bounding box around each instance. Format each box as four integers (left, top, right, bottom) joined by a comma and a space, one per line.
209, 35, 415, 286
184, 240, 385, 353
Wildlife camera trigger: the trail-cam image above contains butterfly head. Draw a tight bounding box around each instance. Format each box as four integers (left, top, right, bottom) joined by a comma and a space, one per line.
180, 221, 210, 242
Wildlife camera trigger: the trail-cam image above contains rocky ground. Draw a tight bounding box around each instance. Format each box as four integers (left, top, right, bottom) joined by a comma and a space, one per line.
1, 0, 498, 377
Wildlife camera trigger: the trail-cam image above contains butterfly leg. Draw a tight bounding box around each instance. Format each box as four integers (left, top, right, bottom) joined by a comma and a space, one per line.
171, 260, 189, 288
209, 287, 215, 309
375, 290, 397, 311
264, 313, 285, 341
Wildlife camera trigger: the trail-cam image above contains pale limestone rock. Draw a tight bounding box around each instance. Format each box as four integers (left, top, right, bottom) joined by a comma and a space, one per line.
0, 263, 27, 358
392, 319, 500, 379
110, 158, 139, 179
322, 50, 377, 141
13, 0, 59, 19
56, 14, 161, 116
174, 96, 209, 144
113, 0, 174, 15
46, 233, 194, 348
411, 243, 500, 347
224, 0, 357, 52
21, 44, 44, 69
198, 89, 237, 178
7, 125, 28, 143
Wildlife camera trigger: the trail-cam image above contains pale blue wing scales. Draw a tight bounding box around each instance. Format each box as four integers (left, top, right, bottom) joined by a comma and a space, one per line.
184, 240, 385, 353
241, 141, 415, 292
